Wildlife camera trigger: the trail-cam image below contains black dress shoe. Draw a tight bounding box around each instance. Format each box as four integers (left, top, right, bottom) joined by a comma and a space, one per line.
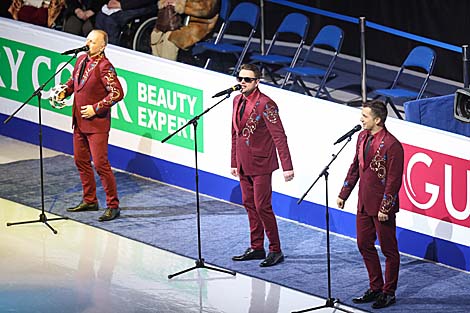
67, 202, 99, 212
259, 251, 284, 267
98, 208, 120, 222
352, 289, 381, 304
372, 293, 395, 309
232, 248, 266, 261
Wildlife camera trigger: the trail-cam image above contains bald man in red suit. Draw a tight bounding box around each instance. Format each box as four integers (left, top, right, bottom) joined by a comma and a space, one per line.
61, 29, 124, 222
231, 64, 294, 267
337, 100, 404, 309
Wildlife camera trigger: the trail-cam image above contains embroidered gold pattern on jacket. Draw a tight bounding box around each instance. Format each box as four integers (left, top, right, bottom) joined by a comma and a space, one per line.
242, 112, 259, 139
96, 69, 121, 109
370, 153, 386, 179
241, 101, 262, 146
263, 103, 278, 124
80, 54, 103, 85
380, 194, 396, 213
369, 139, 386, 180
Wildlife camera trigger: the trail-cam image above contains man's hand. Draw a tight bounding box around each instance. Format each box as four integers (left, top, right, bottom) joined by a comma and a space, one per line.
378, 211, 389, 222
283, 170, 294, 182
107, 0, 122, 9
337, 198, 345, 209
162, 0, 177, 6
75, 8, 86, 20
231, 168, 238, 177
80, 105, 96, 119
83, 10, 95, 20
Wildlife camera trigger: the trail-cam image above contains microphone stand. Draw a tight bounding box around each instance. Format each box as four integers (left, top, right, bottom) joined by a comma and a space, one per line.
163, 92, 236, 279
292, 137, 355, 313
4, 53, 80, 234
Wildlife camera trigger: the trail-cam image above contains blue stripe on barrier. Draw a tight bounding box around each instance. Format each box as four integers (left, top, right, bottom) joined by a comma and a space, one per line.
367, 21, 461, 53
1, 112, 469, 271
267, 0, 461, 53
267, 0, 357, 24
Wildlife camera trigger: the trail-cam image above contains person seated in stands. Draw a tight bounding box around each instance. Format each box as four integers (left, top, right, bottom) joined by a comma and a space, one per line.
150, 0, 218, 62
1, 1, 13, 18
63, 0, 107, 37
94, 0, 157, 45
8, 0, 65, 28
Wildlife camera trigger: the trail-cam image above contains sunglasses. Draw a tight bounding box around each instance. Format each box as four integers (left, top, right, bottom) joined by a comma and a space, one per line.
236, 76, 258, 83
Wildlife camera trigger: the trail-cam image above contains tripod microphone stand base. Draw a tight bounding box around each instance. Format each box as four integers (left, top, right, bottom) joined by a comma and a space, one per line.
7, 213, 69, 235
163, 93, 237, 281
3, 53, 78, 236
295, 137, 356, 313
292, 297, 354, 313
168, 258, 236, 279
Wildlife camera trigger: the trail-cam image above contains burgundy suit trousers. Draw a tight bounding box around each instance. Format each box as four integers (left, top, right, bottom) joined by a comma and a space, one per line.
73, 130, 119, 209
239, 172, 281, 253
356, 212, 399, 295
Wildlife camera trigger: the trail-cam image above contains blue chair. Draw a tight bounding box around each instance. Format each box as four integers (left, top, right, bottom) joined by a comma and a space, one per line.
249, 12, 310, 85
202, 0, 231, 47
372, 46, 437, 119
194, 2, 260, 75
280, 25, 344, 99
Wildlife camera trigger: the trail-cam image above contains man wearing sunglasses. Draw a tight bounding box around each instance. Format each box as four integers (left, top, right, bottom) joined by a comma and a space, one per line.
231, 64, 294, 267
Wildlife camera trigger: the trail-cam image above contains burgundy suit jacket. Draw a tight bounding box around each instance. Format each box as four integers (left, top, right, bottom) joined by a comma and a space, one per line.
64, 53, 124, 133
339, 127, 404, 216
231, 88, 293, 176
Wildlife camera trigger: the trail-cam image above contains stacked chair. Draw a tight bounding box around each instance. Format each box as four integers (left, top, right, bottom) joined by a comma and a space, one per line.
249, 12, 310, 85
280, 25, 344, 100
372, 46, 437, 119
194, 2, 260, 75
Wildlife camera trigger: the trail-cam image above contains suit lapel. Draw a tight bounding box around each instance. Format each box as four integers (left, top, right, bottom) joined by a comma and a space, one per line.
75, 57, 87, 90
358, 132, 368, 170
239, 91, 260, 128
233, 95, 242, 133
371, 128, 386, 159
360, 128, 387, 170
76, 55, 101, 91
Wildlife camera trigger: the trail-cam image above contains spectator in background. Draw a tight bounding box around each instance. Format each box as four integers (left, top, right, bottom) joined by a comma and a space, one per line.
150, 0, 218, 61
8, 0, 65, 28
95, 0, 157, 45
63, 0, 107, 37
1, 1, 13, 18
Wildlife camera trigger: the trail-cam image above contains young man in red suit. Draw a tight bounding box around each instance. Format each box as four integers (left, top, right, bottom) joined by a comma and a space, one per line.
337, 100, 404, 309
231, 64, 294, 267
61, 29, 124, 221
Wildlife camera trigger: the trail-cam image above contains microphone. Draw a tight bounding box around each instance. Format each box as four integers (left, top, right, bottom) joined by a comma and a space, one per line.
61, 46, 89, 55
334, 124, 362, 145
212, 84, 241, 98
